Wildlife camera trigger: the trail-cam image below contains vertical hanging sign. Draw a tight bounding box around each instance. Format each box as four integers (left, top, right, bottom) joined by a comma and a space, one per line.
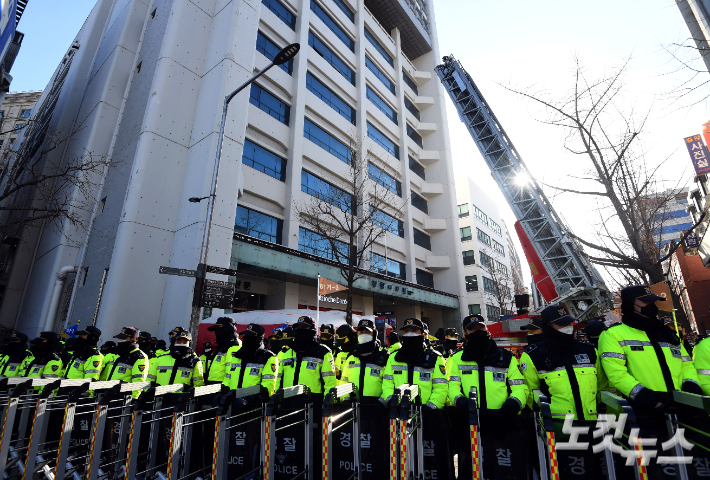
684, 134, 710, 175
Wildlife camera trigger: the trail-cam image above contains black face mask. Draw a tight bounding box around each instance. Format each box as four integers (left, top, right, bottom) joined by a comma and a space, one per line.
116, 341, 135, 354
399, 335, 425, 356
292, 329, 317, 351
30, 341, 51, 357
526, 333, 544, 345
444, 339, 458, 351
639, 303, 659, 320
269, 340, 281, 352
462, 330, 492, 362
215, 331, 237, 350
4, 342, 24, 355
239, 336, 263, 357
171, 344, 192, 358
543, 325, 575, 348
75, 337, 89, 351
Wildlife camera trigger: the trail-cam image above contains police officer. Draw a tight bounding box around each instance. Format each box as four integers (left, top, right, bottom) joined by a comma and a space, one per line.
147, 329, 204, 387
432, 327, 446, 354
448, 314, 529, 478
599, 285, 701, 415
200, 341, 215, 371
266, 329, 283, 355
693, 336, 710, 395
386, 331, 401, 353
138, 331, 156, 358
319, 323, 335, 351
64, 326, 103, 380
341, 319, 389, 401
101, 327, 150, 388
278, 316, 336, 393
520, 317, 544, 345
440, 327, 461, 359
278, 326, 294, 360
0, 333, 33, 377
334, 324, 357, 383
205, 317, 241, 384
25, 332, 64, 379
520, 305, 606, 420
223, 323, 278, 395
583, 319, 607, 349
155, 339, 169, 357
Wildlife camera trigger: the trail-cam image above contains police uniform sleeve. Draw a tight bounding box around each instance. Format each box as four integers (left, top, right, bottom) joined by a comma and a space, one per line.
519, 352, 539, 410
222, 361, 234, 390
147, 356, 158, 382
595, 347, 610, 394
381, 355, 395, 404
192, 358, 204, 387
598, 329, 642, 398
85, 354, 103, 380
447, 354, 464, 403
262, 355, 278, 396
428, 355, 448, 409
680, 344, 701, 388
322, 351, 337, 393
341, 357, 350, 384
506, 355, 528, 410
693, 341, 710, 395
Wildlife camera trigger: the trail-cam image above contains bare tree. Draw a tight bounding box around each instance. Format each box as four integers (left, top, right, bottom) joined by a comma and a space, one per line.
295, 139, 406, 324
479, 246, 515, 318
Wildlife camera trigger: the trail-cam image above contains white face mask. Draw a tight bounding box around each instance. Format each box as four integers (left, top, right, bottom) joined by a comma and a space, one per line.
358, 334, 373, 344
403, 332, 422, 337
559, 326, 574, 335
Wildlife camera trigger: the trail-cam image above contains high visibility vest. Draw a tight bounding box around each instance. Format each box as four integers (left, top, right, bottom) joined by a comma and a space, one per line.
99, 353, 119, 380
204, 345, 240, 383
147, 352, 204, 387
155, 349, 170, 357
25, 354, 63, 379
0, 351, 33, 377
277, 344, 336, 395
223, 348, 278, 395
341, 348, 389, 399
102, 348, 150, 397
387, 342, 401, 354
693, 337, 710, 396
447, 347, 527, 410
334, 350, 354, 384
520, 340, 606, 420
599, 322, 700, 399
381, 348, 448, 409
65, 348, 104, 380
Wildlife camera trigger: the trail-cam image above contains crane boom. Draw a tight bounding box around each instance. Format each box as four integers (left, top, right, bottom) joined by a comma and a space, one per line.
435, 55, 612, 320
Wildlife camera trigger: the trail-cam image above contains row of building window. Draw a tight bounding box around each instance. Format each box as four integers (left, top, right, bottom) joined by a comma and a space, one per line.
257, 31, 293, 75
458, 202, 503, 237
0, 109, 31, 120
466, 304, 503, 321
310, 0, 354, 51
459, 225, 506, 256
306, 72, 356, 125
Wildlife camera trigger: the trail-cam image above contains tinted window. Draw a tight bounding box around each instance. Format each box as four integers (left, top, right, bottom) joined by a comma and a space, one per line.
402, 69, 418, 95
365, 57, 395, 95
476, 228, 491, 246
367, 122, 399, 158
368, 162, 401, 196
465, 275, 478, 292
308, 31, 355, 85
299, 227, 349, 261
406, 123, 423, 148
412, 192, 428, 214
250, 84, 290, 124
306, 72, 355, 124
371, 207, 404, 237
457, 203, 469, 217
468, 304, 481, 315
462, 250, 475, 265
409, 156, 425, 179
257, 32, 293, 75
364, 28, 393, 67
416, 269, 434, 288
333, 0, 354, 22
301, 170, 353, 213
304, 118, 352, 164
310, 0, 354, 51
460, 226, 472, 241
413, 228, 431, 250
366, 86, 397, 124
235, 206, 283, 244
242, 139, 286, 181
404, 97, 420, 121
371, 253, 406, 280
262, 0, 296, 29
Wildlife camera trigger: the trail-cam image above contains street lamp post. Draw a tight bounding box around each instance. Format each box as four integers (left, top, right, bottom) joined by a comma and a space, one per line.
190, 43, 300, 334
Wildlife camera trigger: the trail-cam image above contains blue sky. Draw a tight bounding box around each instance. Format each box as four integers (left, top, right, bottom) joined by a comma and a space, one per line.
9, 0, 707, 287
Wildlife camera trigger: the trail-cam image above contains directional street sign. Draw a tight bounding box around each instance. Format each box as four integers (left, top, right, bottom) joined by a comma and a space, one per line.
159, 266, 197, 277
201, 279, 235, 309
200, 264, 238, 276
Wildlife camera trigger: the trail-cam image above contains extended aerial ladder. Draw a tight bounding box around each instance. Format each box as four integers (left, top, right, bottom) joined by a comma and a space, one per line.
435, 55, 612, 320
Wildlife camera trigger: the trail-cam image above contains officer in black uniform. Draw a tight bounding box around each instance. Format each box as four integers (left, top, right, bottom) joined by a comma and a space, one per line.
583, 319, 607, 349
440, 327, 460, 359
334, 324, 357, 381
138, 331, 156, 358
319, 324, 335, 352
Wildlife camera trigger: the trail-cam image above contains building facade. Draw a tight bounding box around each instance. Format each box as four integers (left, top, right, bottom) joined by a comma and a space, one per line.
455, 177, 519, 323
1, 0, 467, 339
677, 0, 710, 74
0, 91, 41, 162
641, 187, 692, 248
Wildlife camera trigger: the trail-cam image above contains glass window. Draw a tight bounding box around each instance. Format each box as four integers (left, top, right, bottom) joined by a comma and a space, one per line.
371, 252, 406, 280
262, 0, 296, 30
462, 250, 475, 265
308, 31, 355, 85
416, 269, 434, 288
371, 207, 404, 237
404, 97, 420, 121
460, 226, 472, 241
306, 72, 356, 124
413, 228, 431, 250
409, 156, 425, 179
492, 239, 505, 256
299, 227, 349, 261
20, 109, 31, 118
310, 0, 354, 51
468, 304, 481, 315
412, 192, 428, 214
653, 222, 694, 236
257, 32, 293, 75
465, 275, 478, 292
304, 118, 352, 164
242, 139, 286, 181
8, 138, 15, 149
480, 251, 493, 268
365, 56, 395, 95
482, 276, 497, 294
235, 206, 283, 244
250, 84, 290, 124
301, 170, 353, 213
472, 205, 487, 224
488, 218, 502, 236
364, 27, 393, 67
367, 122, 399, 158
14, 123, 24, 132
332, 0, 354, 22
495, 261, 508, 276
486, 304, 501, 321
406, 124, 423, 148
651, 210, 691, 222
457, 203, 469, 218
366, 86, 397, 124
0, 111, 5, 119
402, 70, 418, 95
476, 228, 491, 246
368, 162, 401, 196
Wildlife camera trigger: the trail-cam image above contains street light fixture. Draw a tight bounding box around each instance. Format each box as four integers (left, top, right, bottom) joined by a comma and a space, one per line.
189, 43, 300, 333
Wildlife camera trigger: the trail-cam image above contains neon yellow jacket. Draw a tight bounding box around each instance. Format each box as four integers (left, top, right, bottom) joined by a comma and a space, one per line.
65, 348, 104, 381
223, 348, 278, 395
693, 337, 710, 396
277, 344, 336, 395
147, 351, 204, 387
0, 351, 33, 377
381, 347, 448, 409
341, 348, 389, 399
204, 345, 241, 383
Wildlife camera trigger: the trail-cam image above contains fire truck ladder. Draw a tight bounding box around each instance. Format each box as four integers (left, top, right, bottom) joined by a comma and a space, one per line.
435, 55, 612, 320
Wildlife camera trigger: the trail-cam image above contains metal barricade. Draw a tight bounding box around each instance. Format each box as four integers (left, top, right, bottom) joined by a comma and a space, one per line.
463, 387, 482, 480
599, 390, 646, 480
263, 385, 312, 480
321, 383, 360, 480
386, 384, 423, 480
211, 385, 269, 480
532, 389, 560, 480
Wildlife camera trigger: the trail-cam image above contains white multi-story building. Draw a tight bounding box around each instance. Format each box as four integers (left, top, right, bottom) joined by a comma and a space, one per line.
0, 0, 468, 339
455, 177, 518, 323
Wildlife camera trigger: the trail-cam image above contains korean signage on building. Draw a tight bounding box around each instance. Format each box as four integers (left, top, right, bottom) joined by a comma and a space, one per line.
684, 134, 710, 175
